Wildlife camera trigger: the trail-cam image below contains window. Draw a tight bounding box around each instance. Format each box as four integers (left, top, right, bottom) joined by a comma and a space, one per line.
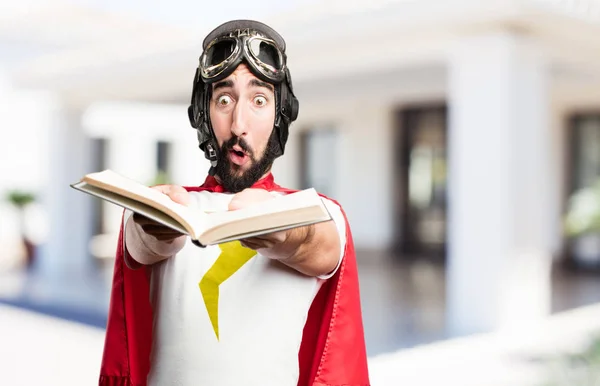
155, 141, 172, 185
300, 128, 339, 198
91, 138, 106, 234
565, 114, 600, 269
569, 115, 600, 195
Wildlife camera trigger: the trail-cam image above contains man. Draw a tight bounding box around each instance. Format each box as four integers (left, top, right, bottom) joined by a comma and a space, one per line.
99, 19, 369, 386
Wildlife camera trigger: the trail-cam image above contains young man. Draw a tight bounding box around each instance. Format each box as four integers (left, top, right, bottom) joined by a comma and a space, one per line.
99, 20, 370, 386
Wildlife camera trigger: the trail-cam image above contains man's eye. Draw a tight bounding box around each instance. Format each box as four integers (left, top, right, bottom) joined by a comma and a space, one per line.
254, 96, 267, 106
218, 95, 231, 106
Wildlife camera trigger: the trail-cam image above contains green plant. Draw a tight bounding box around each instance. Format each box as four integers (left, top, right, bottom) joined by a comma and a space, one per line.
5, 189, 37, 268
564, 179, 600, 237
5, 190, 36, 233
6, 190, 36, 208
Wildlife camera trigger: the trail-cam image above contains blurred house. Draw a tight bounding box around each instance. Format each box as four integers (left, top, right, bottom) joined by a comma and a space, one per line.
1, 0, 600, 340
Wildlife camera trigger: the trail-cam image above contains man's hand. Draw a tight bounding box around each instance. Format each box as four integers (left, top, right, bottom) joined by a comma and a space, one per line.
228, 188, 340, 278
228, 188, 289, 250
228, 188, 273, 211
133, 185, 190, 241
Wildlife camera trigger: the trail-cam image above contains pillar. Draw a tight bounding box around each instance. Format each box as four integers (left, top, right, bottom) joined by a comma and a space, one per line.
446, 31, 553, 335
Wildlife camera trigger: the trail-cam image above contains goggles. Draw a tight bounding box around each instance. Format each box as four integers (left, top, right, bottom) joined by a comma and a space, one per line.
198, 28, 286, 84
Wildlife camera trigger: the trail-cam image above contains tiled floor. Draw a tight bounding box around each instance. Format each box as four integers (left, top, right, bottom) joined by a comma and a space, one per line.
2, 251, 600, 358
358, 253, 447, 356
356, 251, 600, 356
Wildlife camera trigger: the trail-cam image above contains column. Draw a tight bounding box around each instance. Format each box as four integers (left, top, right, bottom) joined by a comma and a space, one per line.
37, 104, 96, 279
446, 31, 553, 336
0, 68, 23, 271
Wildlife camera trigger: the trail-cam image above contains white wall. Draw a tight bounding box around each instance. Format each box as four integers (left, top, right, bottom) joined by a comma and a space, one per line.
83, 101, 210, 186
282, 66, 446, 250
82, 101, 212, 235
76, 60, 586, 258
279, 104, 397, 249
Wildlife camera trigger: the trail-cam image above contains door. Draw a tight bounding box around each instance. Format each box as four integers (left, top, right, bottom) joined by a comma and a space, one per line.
565, 114, 600, 270
393, 106, 447, 260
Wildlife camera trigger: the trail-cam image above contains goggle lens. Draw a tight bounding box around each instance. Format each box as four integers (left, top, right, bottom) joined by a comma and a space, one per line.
204, 39, 236, 67
247, 38, 281, 70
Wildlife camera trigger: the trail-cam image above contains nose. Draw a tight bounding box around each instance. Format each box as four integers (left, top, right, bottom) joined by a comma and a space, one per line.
230, 100, 248, 138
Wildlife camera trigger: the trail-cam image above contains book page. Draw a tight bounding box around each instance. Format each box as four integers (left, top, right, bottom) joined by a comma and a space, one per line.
208, 218, 329, 245
72, 182, 189, 235
74, 171, 331, 245
79, 170, 206, 235
204, 189, 324, 229
198, 189, 331, 245
200, 209, 330, 245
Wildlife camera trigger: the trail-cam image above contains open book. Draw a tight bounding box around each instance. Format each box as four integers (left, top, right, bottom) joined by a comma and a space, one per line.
70, 170, 331, 247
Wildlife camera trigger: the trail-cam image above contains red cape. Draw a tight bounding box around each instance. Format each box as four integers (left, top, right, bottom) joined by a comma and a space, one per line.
98, 173, 370, 386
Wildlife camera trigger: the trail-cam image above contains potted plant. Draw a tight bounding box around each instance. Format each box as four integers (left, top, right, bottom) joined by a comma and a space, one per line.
6, 190, 36, 269
564, 179, 600, 269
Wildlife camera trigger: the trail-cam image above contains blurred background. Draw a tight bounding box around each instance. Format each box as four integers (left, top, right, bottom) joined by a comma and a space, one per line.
1, 0, 600, 385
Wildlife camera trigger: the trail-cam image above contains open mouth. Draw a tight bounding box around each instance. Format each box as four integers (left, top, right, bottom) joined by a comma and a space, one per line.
228, 146, 250, 166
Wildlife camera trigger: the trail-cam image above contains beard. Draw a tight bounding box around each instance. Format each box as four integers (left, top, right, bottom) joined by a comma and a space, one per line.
214, 129, 280, 193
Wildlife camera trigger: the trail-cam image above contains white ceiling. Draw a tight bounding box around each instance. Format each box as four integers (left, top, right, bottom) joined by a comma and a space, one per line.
0, 0, 317, 85
1, 0, 599, 107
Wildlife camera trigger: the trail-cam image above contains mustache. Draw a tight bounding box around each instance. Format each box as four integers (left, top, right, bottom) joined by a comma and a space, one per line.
224, 136, 253, 156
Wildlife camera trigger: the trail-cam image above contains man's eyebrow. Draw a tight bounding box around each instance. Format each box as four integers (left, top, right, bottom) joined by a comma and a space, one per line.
249, 79, 274, 92
212, 80, 234, 92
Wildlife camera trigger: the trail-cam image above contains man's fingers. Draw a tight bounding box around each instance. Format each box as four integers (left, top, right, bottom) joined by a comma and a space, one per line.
132, 213, 155, 225
165, 185, 190, 206
240, 239, 262, 250
170, 191, 190, 206
133, 213, 185, 238
139, 223, 185, 241
228, 197, 243, 211
240, 237, 277, 250
152, 184, 190, 206
130, 184, 189, 241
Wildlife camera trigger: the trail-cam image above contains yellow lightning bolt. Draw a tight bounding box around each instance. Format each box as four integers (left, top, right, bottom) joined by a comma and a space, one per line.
199, 241, 257, 341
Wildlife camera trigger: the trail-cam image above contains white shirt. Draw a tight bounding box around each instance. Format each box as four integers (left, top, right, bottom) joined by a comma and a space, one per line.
123, 190, 346, 386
